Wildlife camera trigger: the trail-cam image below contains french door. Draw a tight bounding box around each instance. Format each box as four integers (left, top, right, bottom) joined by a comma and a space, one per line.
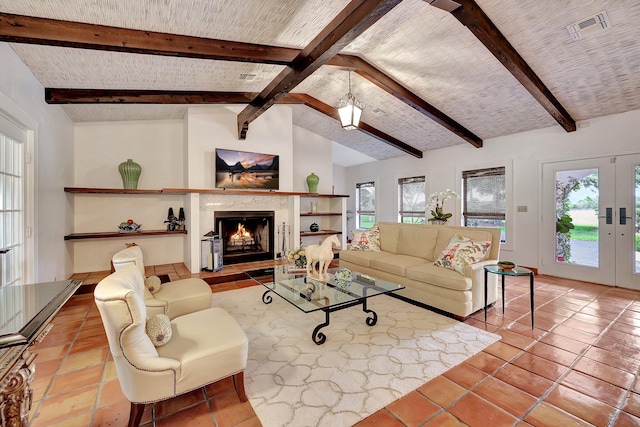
542, 155, 640, 289
0, 114, 27, 287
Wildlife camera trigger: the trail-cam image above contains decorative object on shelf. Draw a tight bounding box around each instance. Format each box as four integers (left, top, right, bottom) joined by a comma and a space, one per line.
164, 207, 179, 231
309, 222, 320, 232
178, 207, 186, 231
309, 201, 318, 213
336, 70, 364, 130
427, 189, 459, 224
497, 261, 516, 271
305, 234, 341, 279
118, 219, 141, 233
306, 172, 319, 193
335, 267, 354, 288
118, 158, 142, 189
287, 247, 307, 269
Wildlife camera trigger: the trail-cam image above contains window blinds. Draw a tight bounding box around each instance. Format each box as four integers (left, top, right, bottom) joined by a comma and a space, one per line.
462, 167, 505, 219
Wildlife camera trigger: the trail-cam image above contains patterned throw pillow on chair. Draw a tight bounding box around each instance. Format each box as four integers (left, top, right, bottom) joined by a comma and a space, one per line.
144, 275, 161, 294
146, 314, 172, 347
434, 234, 491, 275
349, 225, 381, 251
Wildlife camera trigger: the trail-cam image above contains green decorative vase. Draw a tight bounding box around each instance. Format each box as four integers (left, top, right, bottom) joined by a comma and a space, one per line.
306, 172, 319, 193
118, 159, 142, 189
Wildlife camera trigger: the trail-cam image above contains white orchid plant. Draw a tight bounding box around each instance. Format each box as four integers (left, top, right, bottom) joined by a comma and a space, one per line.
427, 189, 459, 223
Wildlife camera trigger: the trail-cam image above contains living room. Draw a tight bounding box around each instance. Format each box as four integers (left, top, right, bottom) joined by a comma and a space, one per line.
2, 1, 640, 426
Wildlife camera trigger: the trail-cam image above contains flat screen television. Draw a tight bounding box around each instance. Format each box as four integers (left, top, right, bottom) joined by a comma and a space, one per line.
215, 148, 279, 190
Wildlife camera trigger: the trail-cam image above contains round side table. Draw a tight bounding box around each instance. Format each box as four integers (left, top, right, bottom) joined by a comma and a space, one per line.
483, 265, 535, 328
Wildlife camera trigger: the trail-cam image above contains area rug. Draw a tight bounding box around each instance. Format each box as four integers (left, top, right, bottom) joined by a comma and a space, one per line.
212, 286, 500, 427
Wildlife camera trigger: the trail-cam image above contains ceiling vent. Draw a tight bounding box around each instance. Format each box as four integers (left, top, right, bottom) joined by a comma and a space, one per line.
567, 11, 611, 41
238, 73, 257, 80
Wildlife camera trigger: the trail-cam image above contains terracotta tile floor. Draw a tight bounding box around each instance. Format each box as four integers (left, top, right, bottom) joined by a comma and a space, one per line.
29, 261, 640, 426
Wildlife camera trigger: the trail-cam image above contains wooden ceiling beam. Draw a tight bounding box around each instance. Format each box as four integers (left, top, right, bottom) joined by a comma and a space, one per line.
0, 12, 300, 65
236, 0, 402, 140
280, 93, 423, 158
45, 88, 258, 104
328, 54, 482, 148
449, 0, 576, 132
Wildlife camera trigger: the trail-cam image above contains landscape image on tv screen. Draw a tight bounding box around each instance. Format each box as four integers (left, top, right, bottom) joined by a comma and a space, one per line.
215, 148, 279, 190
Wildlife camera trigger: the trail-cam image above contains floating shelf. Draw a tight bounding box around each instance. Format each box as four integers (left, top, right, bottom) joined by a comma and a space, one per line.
64, 187, 349, 197
300, 230, 342, 237
300, 212, 342, 217
64, 230, 188, 240
64, 187, 162, 194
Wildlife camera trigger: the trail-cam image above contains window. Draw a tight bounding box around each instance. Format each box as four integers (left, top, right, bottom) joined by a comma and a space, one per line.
356, 181, 375, 229
463, 167, 506, 242
398, 176, 425, 224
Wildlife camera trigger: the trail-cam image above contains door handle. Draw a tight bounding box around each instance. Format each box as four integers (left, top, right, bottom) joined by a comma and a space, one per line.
620, 207, 633, 225
598, 207, 613, 224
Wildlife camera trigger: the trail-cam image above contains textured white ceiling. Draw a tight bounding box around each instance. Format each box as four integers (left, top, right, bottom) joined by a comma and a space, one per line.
2, 0, 639, 162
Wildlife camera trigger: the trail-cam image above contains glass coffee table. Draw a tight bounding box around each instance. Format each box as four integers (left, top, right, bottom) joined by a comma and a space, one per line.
247, 266, 404, 345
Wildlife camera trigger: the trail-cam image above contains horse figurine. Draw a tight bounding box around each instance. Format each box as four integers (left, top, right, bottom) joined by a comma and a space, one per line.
305, 235, 341, 279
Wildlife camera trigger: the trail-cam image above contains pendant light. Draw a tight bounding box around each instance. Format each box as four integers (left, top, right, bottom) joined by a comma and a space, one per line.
336, 71, 364, 130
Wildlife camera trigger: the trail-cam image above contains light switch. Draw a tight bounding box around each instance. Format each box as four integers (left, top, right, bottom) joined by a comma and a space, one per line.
517, 206, 528, 212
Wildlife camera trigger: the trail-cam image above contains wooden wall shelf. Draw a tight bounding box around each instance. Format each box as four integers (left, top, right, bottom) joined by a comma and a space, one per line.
64, 230, 187, 240
300, 212, 342, 216
300, 230, 342, 237
64, 187, 162, 194
64, 187, 348, 197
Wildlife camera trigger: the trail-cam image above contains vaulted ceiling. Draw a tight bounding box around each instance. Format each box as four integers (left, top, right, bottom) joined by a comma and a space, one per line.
1, 0, 639, 164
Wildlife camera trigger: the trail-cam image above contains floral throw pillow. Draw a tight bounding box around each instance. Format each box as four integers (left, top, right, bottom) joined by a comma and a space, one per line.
434, 234, 491, 275
349, 225, 381, 252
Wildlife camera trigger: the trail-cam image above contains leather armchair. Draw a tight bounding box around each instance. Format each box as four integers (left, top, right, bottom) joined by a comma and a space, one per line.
111, 245, 212, 319
94, 265, 249, 427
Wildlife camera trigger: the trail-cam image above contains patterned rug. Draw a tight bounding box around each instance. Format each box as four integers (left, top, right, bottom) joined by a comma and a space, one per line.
212, 286, 500, 427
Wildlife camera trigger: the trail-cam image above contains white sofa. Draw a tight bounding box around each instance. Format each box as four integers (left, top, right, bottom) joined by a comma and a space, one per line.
339, 222, 501, 318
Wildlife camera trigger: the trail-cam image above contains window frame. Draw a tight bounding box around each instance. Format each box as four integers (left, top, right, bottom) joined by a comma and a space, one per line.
356, 181, 376, 229
457, 161, 513, 251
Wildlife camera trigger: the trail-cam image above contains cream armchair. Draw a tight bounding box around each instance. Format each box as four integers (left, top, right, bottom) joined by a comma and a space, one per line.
94, 265, 249, 427
111, 245, 212, 319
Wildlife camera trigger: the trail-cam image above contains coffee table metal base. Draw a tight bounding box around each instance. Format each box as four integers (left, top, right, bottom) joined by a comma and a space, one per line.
262, 289, 378, 345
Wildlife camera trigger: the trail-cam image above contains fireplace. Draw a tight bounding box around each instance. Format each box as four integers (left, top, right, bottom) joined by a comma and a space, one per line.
214, 211, 274, 265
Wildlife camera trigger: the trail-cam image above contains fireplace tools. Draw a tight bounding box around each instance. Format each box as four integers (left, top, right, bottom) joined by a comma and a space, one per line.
276, 222, 291, 259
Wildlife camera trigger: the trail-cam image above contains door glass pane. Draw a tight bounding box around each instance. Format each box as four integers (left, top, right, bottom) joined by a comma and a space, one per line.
635, 165, 639, 274
555, 168, 599, 267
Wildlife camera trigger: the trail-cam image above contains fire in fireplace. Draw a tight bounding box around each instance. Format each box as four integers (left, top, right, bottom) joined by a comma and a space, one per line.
214, 211, 274, 265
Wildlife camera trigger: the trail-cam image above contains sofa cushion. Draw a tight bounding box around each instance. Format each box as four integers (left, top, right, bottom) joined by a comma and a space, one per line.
397, 227, 439, 260
378, 223, 401, 254
405, 263, 471, 291
434, 234, 491, 275
349, 225, 381, 251
370, 254, 425, 277
339, 249, 388, 268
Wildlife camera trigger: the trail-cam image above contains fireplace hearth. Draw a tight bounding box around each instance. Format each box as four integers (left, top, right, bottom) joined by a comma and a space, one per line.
214, 211, 274, 265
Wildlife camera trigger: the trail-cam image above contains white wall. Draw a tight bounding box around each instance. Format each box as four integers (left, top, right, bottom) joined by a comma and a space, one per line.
345, 110, 640, 271
0, 43, 74, 282
292, 125, 334, 193
71, 120, 185, 272
184, 106, 296, 271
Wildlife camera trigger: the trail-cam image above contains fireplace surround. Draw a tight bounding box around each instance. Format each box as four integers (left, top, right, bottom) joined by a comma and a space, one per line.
214, 211, 274, 265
